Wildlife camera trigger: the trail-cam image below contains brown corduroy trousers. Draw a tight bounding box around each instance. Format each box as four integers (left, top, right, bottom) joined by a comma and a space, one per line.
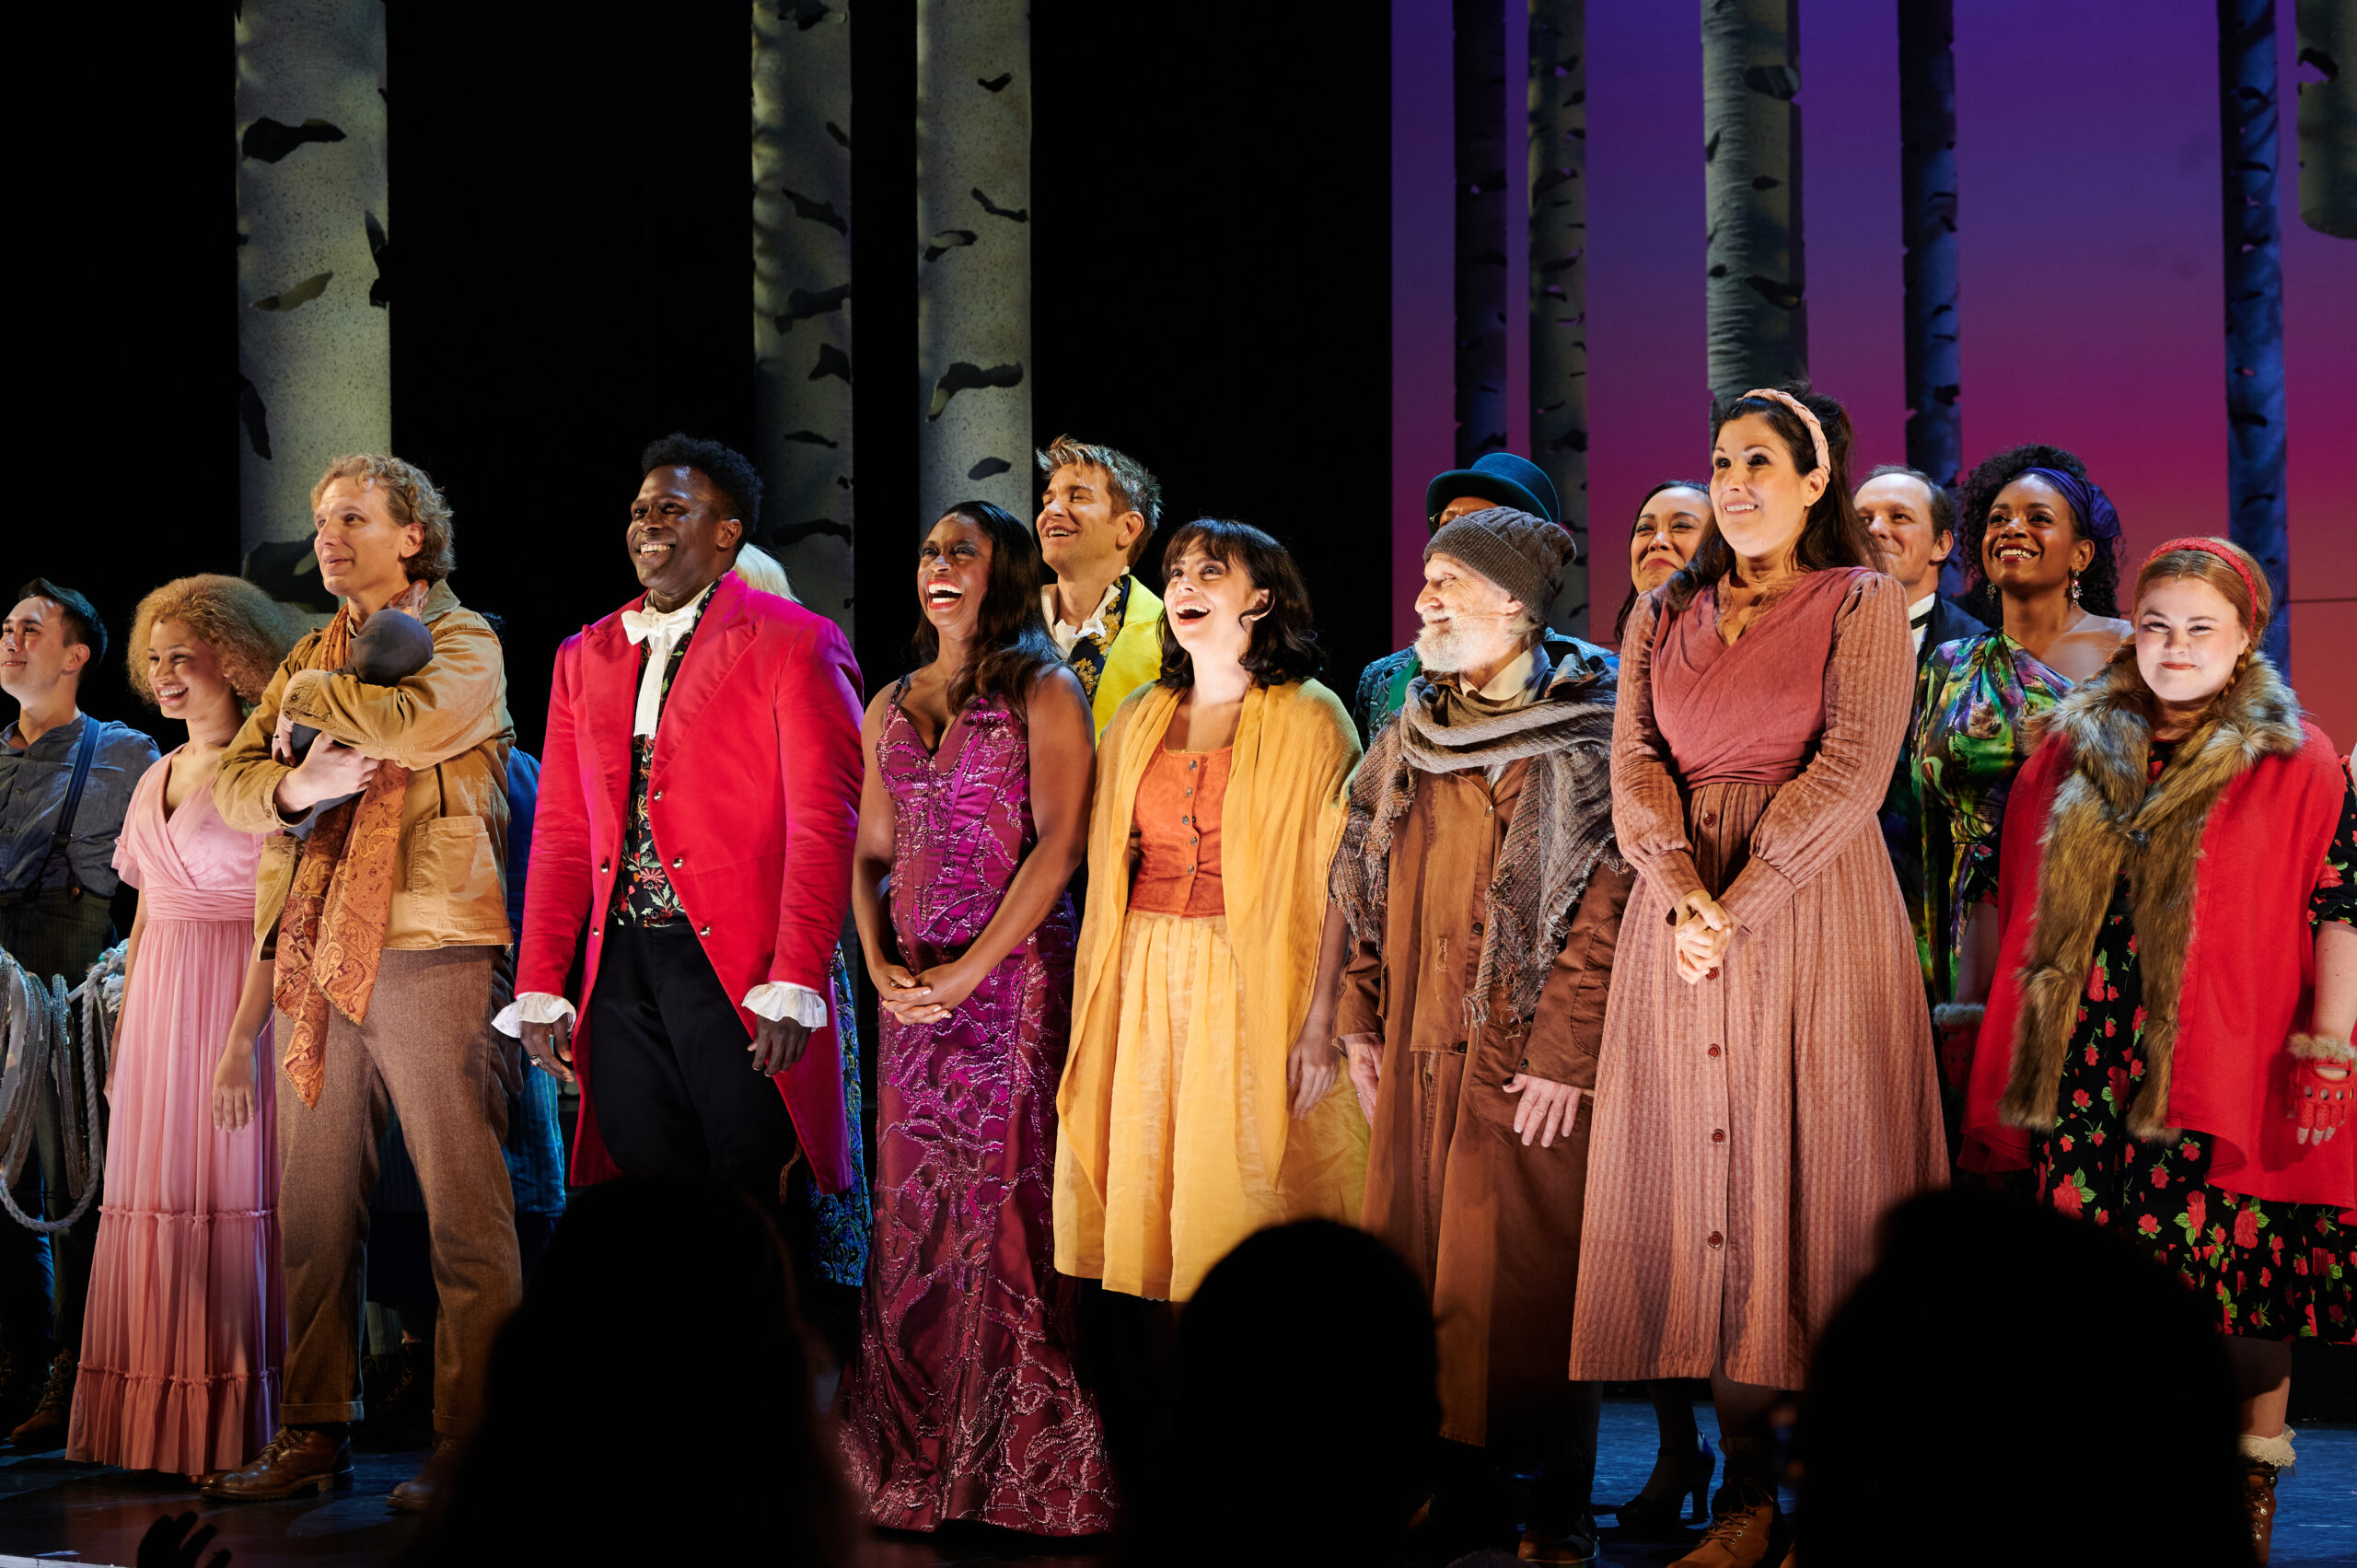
275, 945, 519, 1434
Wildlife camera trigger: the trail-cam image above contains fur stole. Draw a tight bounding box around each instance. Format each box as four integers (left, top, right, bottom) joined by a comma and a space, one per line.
1999, 655, 2307, 1139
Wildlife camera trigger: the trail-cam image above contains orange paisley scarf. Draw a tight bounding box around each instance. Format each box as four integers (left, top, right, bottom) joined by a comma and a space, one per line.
272, 585, 424, 1106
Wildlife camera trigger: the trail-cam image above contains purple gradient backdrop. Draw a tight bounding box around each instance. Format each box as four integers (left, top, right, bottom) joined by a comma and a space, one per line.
1393, 0, 2356, 746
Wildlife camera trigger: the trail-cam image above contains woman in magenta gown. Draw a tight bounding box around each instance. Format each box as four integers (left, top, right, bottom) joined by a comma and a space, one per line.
69, 575, 298, 1476
837, 501, 1115, 1534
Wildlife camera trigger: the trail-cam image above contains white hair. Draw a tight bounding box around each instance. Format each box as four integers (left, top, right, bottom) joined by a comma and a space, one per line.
731, 542, 798, 602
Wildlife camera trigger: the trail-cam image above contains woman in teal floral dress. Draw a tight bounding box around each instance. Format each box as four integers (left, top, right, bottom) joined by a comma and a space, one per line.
1965, 539, 2356, 1562
1913, 446, 2130, 1140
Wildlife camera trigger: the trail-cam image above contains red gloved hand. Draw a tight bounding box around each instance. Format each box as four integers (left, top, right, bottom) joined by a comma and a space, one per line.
2289, 1035, 2355, 1145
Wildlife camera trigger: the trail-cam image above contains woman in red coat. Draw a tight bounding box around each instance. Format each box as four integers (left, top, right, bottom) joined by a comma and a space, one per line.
1963, 538, 2355, 1563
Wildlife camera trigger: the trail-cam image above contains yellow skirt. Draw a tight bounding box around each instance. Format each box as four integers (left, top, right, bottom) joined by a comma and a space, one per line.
1091, 910, 1366, 1301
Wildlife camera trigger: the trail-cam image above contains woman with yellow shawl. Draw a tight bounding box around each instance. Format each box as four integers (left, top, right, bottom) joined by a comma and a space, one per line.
1054, 519, 1367, 1303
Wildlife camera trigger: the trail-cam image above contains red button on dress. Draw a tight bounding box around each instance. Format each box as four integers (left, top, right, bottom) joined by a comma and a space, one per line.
1707, 1232, 1724, 1249
1711, 1129, 1725, 1144
1707, 1044, 1722, 1058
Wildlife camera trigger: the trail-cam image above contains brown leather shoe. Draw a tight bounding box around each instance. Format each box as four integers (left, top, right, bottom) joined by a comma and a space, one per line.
2241, 1458, 2279, 1566
6, 1351, 75, 1450
388, 1435, 460, 1514
200, 1426, 354, 1501
1671, 1478, 1787, 1568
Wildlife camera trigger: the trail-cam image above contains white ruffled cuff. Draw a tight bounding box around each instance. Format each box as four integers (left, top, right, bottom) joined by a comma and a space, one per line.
745, 981, 829, 1028
493, 992, 576, 1037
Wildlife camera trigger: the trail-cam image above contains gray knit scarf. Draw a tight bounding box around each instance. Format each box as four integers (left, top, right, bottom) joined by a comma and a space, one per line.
1330, 654, 1622, 1047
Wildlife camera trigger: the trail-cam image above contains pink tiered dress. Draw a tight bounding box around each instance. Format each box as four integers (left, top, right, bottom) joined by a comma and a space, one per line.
67, 750, 282, 1473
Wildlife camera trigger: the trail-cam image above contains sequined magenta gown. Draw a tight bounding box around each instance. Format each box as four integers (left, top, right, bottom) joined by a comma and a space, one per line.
836, 690, 1115, 1535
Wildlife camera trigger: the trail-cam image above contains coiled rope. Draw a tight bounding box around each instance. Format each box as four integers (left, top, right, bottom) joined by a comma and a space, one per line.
0, 943, 125, 1234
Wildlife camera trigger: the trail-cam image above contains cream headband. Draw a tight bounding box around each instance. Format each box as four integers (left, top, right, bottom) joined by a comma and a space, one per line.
1738, 388, 1830, 479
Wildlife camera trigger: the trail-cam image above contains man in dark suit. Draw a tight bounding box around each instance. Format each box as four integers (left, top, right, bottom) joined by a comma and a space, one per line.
1858, 464, 1988, 986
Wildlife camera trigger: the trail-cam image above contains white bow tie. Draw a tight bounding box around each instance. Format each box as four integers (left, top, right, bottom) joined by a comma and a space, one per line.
621, 599, 702, 646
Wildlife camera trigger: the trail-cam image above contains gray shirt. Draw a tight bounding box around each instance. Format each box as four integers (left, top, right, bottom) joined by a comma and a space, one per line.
0, 714, 160, 898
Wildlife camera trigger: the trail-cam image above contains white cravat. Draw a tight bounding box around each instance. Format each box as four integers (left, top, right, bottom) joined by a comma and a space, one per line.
620, 586, 712, 737
1043, 580, 1122, 657
1908, 591, 1937, 655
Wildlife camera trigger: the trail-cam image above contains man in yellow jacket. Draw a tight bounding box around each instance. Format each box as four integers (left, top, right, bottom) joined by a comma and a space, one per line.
205, 454, 518, 1514
1033, 436, 1166, 734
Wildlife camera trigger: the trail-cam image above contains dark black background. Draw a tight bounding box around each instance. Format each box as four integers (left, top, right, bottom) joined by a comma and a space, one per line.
26, 4, 1388, 761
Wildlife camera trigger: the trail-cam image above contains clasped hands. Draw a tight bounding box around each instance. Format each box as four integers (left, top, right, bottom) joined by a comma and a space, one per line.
1672, 889, 1735, 984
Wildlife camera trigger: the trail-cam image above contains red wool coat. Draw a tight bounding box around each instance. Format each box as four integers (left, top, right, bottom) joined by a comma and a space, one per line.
1964, 703, 2353, 1216
518, 574, 865, 1191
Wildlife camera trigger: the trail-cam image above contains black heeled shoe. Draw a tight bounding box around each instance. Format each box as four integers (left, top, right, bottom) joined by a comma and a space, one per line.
1605, 1438, 1713, 1538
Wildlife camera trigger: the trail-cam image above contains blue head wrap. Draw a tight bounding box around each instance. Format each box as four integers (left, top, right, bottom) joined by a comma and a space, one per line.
2019, 466, 2120, 547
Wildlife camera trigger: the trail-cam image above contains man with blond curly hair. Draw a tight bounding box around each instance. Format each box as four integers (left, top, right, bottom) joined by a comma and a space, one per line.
208, 454, 520, 1511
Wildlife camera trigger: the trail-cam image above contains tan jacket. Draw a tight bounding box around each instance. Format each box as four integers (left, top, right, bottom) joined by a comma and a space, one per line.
215, 581, 515, 958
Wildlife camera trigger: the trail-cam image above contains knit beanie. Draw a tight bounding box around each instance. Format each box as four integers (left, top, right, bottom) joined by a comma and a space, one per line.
1424, 506, 1576, 615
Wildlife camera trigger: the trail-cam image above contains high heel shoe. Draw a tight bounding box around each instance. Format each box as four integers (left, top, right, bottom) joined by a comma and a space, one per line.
1605, 1437, 1713, 1537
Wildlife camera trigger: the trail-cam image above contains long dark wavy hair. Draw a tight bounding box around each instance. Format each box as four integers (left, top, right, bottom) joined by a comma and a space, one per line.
1613, 479, 1711, 644
905, 500, 1062, 720
1660, 384, 1879, 621
1155, 518, 1326, 690
1953, 443, 2122, 623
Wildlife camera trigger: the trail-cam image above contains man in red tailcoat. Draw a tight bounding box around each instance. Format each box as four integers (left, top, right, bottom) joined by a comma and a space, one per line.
500, 434, 863, 1315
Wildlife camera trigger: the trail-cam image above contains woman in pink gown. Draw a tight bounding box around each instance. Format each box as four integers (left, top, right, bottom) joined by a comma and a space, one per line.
67, 575, 298, 1476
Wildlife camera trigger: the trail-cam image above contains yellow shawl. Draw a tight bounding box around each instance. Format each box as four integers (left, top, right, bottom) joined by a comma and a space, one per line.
1053, 678, 1363, 1283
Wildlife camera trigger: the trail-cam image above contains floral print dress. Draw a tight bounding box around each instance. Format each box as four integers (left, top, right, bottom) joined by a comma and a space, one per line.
2031, 743, 2357, 1342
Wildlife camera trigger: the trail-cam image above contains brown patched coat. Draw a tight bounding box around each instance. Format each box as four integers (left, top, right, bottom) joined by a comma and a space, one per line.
1339, 756, 1632, 1450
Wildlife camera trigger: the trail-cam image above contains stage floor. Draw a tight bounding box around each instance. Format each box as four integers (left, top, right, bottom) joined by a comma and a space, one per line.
3, 1399, 2352, 1566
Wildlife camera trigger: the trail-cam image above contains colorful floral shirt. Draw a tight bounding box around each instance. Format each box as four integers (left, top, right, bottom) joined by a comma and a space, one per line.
1910, 631, 2072, 999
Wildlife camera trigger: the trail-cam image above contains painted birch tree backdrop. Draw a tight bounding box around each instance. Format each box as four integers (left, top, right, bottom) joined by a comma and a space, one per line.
235, 0, 390, 571
2296, 0, 2356, 238
2218, 0, 2291, 670
1529, 0, 1588, 631
1701, 0, 1806, 401
753, 1, 855, 634
915, 0, 1031, 528
1457, 0, 1510, 466
1897, 3, 1959, 477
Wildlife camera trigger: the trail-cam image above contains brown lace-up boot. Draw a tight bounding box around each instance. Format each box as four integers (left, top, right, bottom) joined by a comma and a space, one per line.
200, 1425, 354, 1501
6, 1351, 75, 1449
1671, 1476, 1787, 1568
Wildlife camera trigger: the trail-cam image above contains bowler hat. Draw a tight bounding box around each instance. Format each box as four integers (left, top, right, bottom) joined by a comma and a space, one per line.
1422, 452, 1559, 528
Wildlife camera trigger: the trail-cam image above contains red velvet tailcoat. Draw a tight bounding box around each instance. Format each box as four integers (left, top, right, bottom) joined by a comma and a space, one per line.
1965, 720, 2354, 1215
519, 575, 864, 1191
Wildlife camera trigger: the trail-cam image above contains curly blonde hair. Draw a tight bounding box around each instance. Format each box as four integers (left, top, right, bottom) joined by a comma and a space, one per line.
310, 453, 457, 583
126, 575, 308, 707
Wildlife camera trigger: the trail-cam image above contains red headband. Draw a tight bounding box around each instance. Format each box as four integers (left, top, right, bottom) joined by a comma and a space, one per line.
2144, 536, 2260, 615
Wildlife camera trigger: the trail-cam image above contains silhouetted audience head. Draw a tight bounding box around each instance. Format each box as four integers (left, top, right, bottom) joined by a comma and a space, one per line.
1128, 1220, 1439, 1566
1802, 1189, 2246, 1566
403, 1176, 851, 1566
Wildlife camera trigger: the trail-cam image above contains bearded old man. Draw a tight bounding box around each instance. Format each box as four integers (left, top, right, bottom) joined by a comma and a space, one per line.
1332, 507, 1630, 1564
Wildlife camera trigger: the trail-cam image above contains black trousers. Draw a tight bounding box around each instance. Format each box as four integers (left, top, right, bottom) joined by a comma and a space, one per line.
0, 889, 114, 1362
587, 922, 858, 1355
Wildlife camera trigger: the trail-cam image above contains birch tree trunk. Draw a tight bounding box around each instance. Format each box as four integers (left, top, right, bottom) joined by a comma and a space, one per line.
2218, 0, 2291, 672
1701, 0, 1806, 402
1529, 0, 1587, 632
235, 1, 391, 562
1898, 0, 1962, 595
753, 2, 855, 635
2296, 0, 2357, 238
915, 0, 1030, 528
1456, 0, 1509, 466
